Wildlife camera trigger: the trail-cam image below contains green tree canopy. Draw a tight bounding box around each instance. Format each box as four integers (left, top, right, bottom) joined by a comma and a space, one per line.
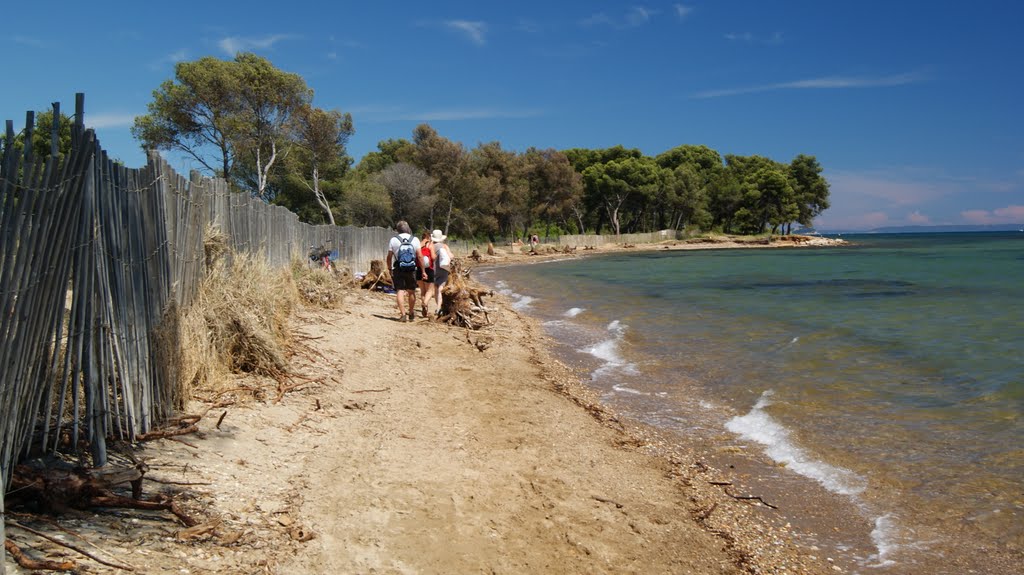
788, 154, 830, 232
132, 52, 312, 197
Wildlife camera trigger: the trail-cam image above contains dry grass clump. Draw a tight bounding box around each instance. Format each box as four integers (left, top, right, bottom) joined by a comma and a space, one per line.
203, 224, 230, 272
292, 259, 357, 307
177, 252, 298, 399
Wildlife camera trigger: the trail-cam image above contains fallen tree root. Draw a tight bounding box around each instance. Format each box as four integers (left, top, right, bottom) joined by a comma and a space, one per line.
90, 494, 199, 526
8, 463, 199, 527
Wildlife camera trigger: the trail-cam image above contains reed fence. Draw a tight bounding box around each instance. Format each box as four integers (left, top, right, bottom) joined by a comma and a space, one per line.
0, 96, 392, 569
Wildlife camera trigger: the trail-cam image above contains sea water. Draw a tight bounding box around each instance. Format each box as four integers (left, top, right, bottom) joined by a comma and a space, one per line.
478, 232, 1023, 574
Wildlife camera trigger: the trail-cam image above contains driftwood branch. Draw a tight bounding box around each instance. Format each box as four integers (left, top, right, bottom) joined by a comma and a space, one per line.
137, 423, 199, 441
9, 521, 135, 571
4, 539, 76, 571
708, 481, 778, 509
591, 495, 624, 508
723, 487, 778, 509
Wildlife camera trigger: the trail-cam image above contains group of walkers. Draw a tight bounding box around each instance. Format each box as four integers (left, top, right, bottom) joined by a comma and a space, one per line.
386, 220, 453, 322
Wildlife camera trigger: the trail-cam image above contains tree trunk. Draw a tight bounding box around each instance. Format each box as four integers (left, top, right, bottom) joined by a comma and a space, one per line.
443, 198, 454, 235
255, 141, 285, 202
309, 165, 336, 225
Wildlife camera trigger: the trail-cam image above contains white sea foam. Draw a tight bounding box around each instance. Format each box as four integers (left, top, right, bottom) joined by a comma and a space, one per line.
612, 383, 646, 395
727, 391, 908, 568
491, 280, 536, 310
511, 295, 535, 310
581, 319, 638, 381
565, 307, 585, 317
725, 390, 867, 496
587, 338, 622, 364
867, 514, 899, 568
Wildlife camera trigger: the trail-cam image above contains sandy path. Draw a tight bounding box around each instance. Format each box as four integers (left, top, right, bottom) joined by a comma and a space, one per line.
278, 292, 741, 574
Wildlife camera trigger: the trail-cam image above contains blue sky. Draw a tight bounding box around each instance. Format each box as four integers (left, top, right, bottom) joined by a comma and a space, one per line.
3, 1, 1022, 230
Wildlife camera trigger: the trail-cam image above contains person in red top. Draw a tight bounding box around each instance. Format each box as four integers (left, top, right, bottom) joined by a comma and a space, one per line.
418, 230, 435, 318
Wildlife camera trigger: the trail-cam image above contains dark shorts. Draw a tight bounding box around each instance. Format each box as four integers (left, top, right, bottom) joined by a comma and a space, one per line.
392, 269, 418, 291
434, 267, 450, 287
421, 267, 435, 283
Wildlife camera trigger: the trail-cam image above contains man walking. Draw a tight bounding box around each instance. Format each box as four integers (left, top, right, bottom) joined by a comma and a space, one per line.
386, 220, 424, 322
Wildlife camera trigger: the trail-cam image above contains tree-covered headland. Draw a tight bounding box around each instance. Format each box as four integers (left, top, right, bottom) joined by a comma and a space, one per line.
130, 53, 830, 241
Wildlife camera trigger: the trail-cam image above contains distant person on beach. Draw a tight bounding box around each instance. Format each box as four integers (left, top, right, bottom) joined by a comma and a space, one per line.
418, 230, 435, 318
386, 220, 423, 322
530, 234, 539, 252
431, 229, 453, 315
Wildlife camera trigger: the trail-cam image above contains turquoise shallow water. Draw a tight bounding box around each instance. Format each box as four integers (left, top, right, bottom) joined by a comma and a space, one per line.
479, 232, 1023, 573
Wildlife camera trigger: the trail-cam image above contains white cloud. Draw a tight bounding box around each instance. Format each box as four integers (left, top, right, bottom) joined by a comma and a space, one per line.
724, 32, 754, 43
218, 34, 292, 56
445, 20, 486, 45
907, 211, 931, 224
12, 35, 45, 48
87, 113, 138, 129
814, 167, 1024, 230
814, 169, 950, 230
350, 105, 543, 123
828, 169, 949, 207
961, 205, 1024, 225
516, 18, 542, 34
674, 4, 694, 20
626, 7, 654, 27
581, 7, 657, 29
724, 31, 783, 45
149, 49, 188, 71
406, 107, 542, 122
815, 211, 891, 231
693, 72, 923, 99
580, 12, 613, 27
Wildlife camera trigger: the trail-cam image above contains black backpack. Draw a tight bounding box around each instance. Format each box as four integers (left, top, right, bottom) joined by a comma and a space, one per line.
395, 235, 417, 271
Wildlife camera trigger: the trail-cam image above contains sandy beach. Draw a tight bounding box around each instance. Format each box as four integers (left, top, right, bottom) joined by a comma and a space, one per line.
4, 238, 848, 574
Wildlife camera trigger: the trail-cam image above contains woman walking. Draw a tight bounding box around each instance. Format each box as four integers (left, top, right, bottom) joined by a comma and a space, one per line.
418, 230, 435, 317
431, 229, 453, 315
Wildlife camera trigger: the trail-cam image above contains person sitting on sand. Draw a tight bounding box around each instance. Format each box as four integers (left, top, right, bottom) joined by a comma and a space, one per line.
418, 230, 435, 318
431, 229, 453, 315
386, 220, 423, 322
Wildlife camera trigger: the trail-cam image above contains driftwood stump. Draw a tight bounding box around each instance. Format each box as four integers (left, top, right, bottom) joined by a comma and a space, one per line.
436, 259, 493, 329
361, 259, 393, 290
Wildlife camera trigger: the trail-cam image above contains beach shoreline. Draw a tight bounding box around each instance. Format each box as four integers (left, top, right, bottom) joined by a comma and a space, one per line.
460, 233, 848, 264
6, 260, 849, 574
474, 235, 1023, 575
